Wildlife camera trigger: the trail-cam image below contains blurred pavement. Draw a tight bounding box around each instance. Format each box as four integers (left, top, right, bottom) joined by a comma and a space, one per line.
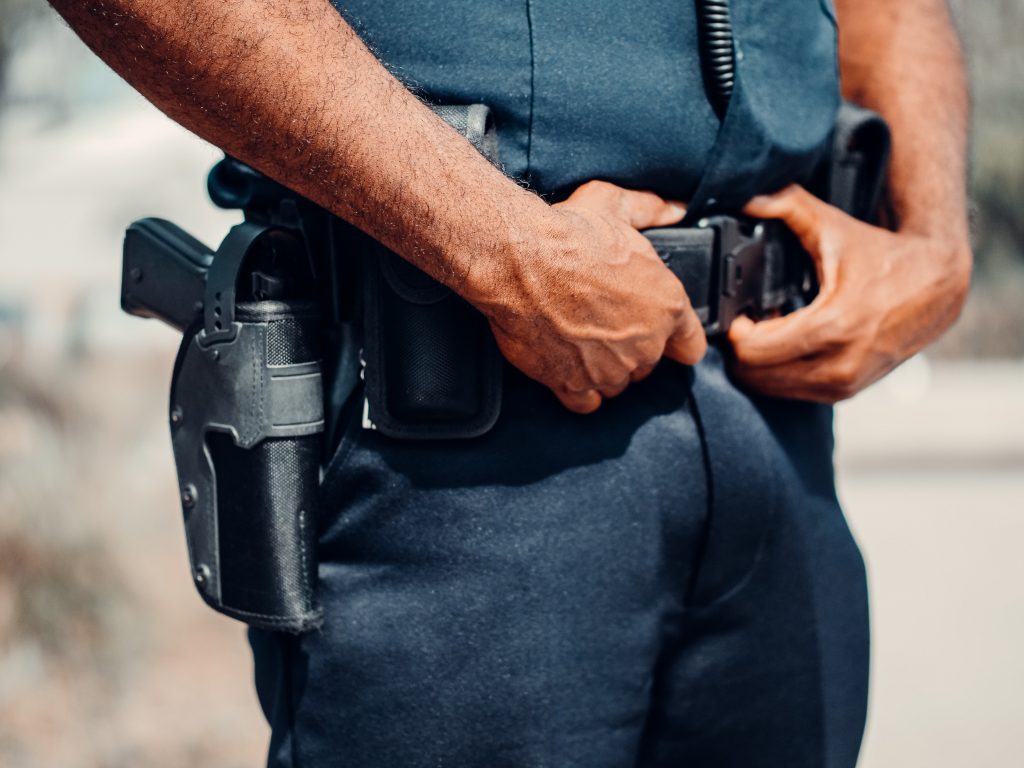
837, 361, 1024, 768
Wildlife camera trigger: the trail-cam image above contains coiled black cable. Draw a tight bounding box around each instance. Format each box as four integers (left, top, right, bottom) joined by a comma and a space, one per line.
696, 0, 736, 116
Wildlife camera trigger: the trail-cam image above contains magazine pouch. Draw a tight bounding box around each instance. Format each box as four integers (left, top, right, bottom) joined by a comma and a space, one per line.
359, 104, 503, 439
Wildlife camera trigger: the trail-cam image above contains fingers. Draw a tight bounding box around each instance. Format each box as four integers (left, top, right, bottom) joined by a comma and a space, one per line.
663, 310, 707, 366
555, 388, 603, 414
730, 352, 866, 404
567, 314, 705, 411
621, 192, 687, 229
729, 358, 837, 403
566, 180, 686, 230
597, 378, 631, 399
630, 361, 658, 383
733, 185, 868, 370
728, 300, 839, 368
743, 185, 826, 255
554, 370, 636, 413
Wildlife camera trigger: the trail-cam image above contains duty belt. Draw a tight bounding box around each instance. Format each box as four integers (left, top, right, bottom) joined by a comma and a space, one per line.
123, 102, 888, 443
644, 217, 812, 336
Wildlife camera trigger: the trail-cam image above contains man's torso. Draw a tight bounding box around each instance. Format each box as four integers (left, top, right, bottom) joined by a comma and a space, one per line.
333, 0, 840, 213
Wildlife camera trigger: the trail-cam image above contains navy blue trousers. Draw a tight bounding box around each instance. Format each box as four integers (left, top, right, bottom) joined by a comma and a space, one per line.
250, 344, 869, 767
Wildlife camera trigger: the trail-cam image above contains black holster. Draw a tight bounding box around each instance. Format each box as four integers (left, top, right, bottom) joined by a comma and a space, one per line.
166, 226, 324, 633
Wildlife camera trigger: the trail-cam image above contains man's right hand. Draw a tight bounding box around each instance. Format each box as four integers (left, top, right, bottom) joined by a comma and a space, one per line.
474, 180, 707, 414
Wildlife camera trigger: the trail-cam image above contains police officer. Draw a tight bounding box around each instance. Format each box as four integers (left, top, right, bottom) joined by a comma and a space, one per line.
50, 0, 971, 765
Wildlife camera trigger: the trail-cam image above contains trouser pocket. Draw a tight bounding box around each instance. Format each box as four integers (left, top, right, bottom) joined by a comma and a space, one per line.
685, 347, 781, 607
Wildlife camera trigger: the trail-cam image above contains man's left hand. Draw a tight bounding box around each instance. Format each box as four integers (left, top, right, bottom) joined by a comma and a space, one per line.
728, 185, 971, 403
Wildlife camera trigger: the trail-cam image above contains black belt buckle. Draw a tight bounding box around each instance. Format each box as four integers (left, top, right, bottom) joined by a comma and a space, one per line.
697, 215, 812, 336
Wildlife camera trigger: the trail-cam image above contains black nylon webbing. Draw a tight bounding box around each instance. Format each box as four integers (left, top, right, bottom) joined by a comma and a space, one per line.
644, 226, 718, 327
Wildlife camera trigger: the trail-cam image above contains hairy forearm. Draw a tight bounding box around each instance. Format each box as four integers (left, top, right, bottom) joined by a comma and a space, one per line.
46, 1, 711, 409
835, 0, 970, 256
47, 0, 546, 301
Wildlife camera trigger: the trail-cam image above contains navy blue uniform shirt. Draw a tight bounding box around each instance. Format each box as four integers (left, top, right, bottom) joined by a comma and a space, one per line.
333, 0, 839, 216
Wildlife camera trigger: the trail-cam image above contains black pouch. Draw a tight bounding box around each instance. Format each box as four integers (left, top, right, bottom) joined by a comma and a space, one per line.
360, 239, 503, 438
818, 102, 892, 223
358, 104, 503, 439
169, 224, 324, 633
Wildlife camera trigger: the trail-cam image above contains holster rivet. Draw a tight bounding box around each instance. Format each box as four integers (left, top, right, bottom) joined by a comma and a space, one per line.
194, 564, 210, 585
181, 484, 197, 508
170, 406, 184, 426
208, 349, 220, 361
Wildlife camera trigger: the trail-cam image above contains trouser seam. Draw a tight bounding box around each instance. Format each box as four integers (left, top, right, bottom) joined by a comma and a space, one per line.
683, 390, 715, 607
285, 634, 301, 768
525, 0, 536, 177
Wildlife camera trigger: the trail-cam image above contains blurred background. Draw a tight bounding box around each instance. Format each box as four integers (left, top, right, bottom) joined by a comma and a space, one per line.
0, 2, 1021, 766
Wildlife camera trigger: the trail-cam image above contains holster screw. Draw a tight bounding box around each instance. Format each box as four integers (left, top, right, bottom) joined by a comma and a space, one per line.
194, 564, 211, 585
170, 406, 183, 426
181, 484, 197, 508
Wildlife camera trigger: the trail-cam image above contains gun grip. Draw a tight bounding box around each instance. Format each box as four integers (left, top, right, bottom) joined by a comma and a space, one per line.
121, 218, 215, 331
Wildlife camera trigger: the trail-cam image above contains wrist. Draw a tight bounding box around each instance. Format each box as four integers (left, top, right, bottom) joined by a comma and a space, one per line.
895, 197, 972, 272
891, 226, 973, 314
900, 224, 972, 279
899, 214, 969, 251
452, 193, 562, 319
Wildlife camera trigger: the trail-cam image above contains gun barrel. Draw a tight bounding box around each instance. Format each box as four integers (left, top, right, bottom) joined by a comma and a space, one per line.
121, 218, 214, 332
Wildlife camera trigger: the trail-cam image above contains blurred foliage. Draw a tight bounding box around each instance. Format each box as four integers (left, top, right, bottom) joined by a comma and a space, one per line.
0, 347, 264, 768
0, 353, 141, 765
0, 0, 45, 99
927, 0, 1024, 356
951, 0, 1024, 275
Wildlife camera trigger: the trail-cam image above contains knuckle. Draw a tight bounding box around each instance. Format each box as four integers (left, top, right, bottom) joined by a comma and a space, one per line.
586, 376, 615, 392
565, 364, 609, 394
669, 333, 706, 365
581, 179, 615, 202
789, 184, 813, 205
599, 380, 630, 398
832, 313, 859, 343
815, 305, 843, 332
685, 336, 708, 364
679, 315, 705, 345
630, 364, 654, 382
814, 307, 855, 347
828, 360, 862, 397
629, 224, 655, 246
825, 386, 853, 404
636, 336, 666, 363
563, 379, 592, 395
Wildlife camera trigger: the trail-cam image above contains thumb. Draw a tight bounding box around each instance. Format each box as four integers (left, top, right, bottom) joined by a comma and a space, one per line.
743, 184, 830, 258
614, 188, 687, 229
563, 180, 686, 229
663, 312, 707, 366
